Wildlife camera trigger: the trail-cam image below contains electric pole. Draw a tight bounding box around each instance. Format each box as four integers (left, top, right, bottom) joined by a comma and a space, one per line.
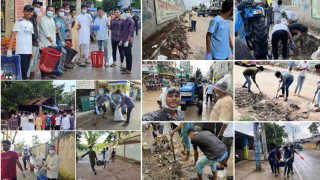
253, 122, 262, 171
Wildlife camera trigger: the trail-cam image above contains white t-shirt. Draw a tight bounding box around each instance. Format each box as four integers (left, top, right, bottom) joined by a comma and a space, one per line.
21, 116, 29, 125
286, 11, 298, 21
55, 116, 61, 126
272, 24, 288, 34
21, 122, 35, 130
12, 18, 34, 54
273, 5, 284, 23
297, 61, 310, 77
223, 123, 234, 137
61, 117, 70, 130
105, 150, 111, 161
206, 84, 215, 95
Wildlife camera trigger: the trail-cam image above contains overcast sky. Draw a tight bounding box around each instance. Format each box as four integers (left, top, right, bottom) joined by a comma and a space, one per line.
52, 80, 76, 93
14, 131, 52, 147
80, 131, 112, 145
175, 61, 212, 76
235, 122, 313, 142
184, 0, 211, 10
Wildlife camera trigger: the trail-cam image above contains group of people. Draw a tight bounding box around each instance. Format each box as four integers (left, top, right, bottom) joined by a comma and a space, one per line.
7, 111, 75, 130
267, 0, 309, 59
80, 145, 116, 175
268, 144, 301, 177
1, 140, 61, 180
6, 1, 140, 79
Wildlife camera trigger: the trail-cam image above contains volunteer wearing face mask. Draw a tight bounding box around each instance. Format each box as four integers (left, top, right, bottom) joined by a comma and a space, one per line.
142, 87, 184, 121
39, 5, 57, 48
110, 8, 124, 68
54, 7, 67, 47
45, 145, 60, 180
77, 4, 92, 66
1, 140, 26, 179
27, 0, 43, 80
121, 8, 135, 75
210, 80, 233, 121
62, 3, 72, 43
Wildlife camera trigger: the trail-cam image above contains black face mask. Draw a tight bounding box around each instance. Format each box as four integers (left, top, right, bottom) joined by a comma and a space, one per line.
3, 147, 10, 151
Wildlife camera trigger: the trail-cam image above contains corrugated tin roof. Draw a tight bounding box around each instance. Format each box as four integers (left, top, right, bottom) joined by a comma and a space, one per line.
22, 98, 49, 105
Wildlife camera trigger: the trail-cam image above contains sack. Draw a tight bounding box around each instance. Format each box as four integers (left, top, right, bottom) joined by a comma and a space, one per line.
114, 107, 125, 121
64, 46, 78, 63
97, 160, 104, 166
278, 161, 285, 167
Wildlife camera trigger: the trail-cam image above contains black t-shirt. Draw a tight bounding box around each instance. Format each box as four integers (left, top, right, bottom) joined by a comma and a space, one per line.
288, 23, 308, 33
191, 131, 227, 160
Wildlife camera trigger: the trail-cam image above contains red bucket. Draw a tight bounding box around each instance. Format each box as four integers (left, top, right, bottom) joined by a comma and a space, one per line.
39, 48, 61, 73
90, 51, 104, 67
30, 164, 34, 172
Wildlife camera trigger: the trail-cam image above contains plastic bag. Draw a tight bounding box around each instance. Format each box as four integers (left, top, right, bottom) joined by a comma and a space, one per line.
215, 74, 232, 93
113, 106, 125, 121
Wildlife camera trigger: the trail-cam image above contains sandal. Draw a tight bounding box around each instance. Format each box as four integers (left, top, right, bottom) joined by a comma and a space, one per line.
314, 104, 319, 107
104, 63, 109, 67
110, 63, 116, 67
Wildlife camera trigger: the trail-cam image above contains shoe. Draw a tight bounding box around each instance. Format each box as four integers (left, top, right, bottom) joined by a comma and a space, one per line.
121, 70, 127, 74
314, 104, 319, 107
297, 93, 301, 97
205, 102, 208, 104
122, 123, 128, 127
110, 63, 116, 67
284, 98, 288, 102
279, 94, 284, 97
242, 85, 247, 88
287, 175, 290, 178
95, 172, 97, 175
30, 72, 35, 79
293, 93, 297, 96
248, 90, 252, 93
104, 63, 109, 67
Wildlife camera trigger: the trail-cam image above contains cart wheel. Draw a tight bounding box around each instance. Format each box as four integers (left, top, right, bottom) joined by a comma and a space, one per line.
198, 101, 203, 115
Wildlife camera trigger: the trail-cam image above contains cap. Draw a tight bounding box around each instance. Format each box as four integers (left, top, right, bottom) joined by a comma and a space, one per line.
32, 0, 43, 6
24, 5, 34, 11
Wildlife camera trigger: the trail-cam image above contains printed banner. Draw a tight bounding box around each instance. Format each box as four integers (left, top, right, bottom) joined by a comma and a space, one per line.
154, 0, 185, 24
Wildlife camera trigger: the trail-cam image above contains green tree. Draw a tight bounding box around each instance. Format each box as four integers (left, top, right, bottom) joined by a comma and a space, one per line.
31, 135, 40, 147
15, 140, 25, 150
131, 0, 141, 9
102, 0, 118, 13
308, 122, 320, 136
265, 123, 288, 145
83, 131, 105, 146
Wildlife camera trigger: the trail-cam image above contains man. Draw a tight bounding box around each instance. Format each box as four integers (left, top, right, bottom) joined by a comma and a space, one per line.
275, 71, 294, 102
289, 144, 301, 175
288, 23, 308, 50
8, 114, 19, 130
81, 145, 98, 175
55, 113, 61, 130
273, 0, 284, 24
268, 145, 280, 176
170, 123, 194, 161
93, 7, 110, 67
115, 89, 135, 127
63, 3, 72, 42
315, 64, 320, 112
206, 81, 215, 104
61, 113, 70, 130
45, 113, 51, 130
77, 4, 92, 65
104, 147, 111, 169
7, 5, 34, 80
271, 19, 294, 60
45, 145, 60, 180
39, 5, 56, 48
132, 13, 140, 36
54, 7, 67, 47
190, 8, 198, 32
206, 1, 233, 60
283, 146, 294, 177
294, 61, 310, 96
28, 0, 43, 80
281, 10, 298, 24
111, 148, 116, 162
142, 87, 184, 121
121, 8, 135, 75
242, 66, 264, 93
95, 88, 112, 125
210, 81, 233, 121
20, 112, 28, 130
1, 140, 26, 179
50, 112, 56, 130
189, 128, 228, 180
217, 123, 233, 167
69, 112, 75, 130
21, 118, 35, 130
110, 8, 124, 69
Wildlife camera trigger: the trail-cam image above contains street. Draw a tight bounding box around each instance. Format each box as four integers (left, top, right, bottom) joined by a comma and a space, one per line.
235, 63, 320, 121
76, 100, 141, 130
184, 15, 234, 60
33, 30, 141, 80
77, 153, 141, 180
142, 86, 212, 121
235, 149, 320, 180
142, 123, 233, 179
17, 157, 37, 179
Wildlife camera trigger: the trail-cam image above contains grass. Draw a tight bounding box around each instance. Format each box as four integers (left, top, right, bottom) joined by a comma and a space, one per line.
239, 116, 254, 121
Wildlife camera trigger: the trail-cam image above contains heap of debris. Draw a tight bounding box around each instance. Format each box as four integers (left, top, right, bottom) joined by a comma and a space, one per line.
142, 136, 182, 180
235, 88, 308, 121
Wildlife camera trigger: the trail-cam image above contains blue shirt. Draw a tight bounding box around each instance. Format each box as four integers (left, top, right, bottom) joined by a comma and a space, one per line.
208, 15, 230, 59
45, 116, 51, 125
93, 16, 109, 40
54, 16, 66, 46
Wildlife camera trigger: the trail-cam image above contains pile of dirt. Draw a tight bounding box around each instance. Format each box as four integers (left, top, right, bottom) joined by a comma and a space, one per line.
235, 88, 308, 121
142, 136, 182, 180
142, 18, 190, 60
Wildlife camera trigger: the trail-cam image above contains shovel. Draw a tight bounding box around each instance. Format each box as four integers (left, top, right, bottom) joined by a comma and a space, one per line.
255, 83, 262, 93
307, 88, 319, 108
273, 82, 282, 100
170, 136, 176, 161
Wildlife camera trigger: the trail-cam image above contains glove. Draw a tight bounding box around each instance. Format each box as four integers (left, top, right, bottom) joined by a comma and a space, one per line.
118, 41, 123, 46
51, 42, 57, 48
62, 41, 66, 47
205, 53, 212, 60
124, 41, 129, 47
291, 42, 296, 48
7, 50, 12, 58
95, 106, 100, 115
56, 21, 61, 28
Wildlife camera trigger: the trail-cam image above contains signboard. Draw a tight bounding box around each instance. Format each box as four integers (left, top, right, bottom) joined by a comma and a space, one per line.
154, 0, 185, 25
76, 81, 95, 89
312, 0, 320, 19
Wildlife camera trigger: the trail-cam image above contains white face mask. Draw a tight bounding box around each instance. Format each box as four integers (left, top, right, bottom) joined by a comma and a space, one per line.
34, 7, 40, 13
65, 10, 70, 13
125, 13, 131, 18
82, 9, 87, 14
47, 11, 54, 17
49, 150, 55, 155
58, 12, 64, 17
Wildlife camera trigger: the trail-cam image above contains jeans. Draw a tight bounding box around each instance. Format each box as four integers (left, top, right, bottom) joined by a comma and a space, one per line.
191, 20, 197, 31
269, 160, 275, 173
294, 76, 306, 94
284, 162, 293, 175
222, 137, 233, 163
282, 79, 294, 98
27, 46, 40, 77
272, 30, 288, 59
196, 151, 228, 174
126, 107, 133, 123
243, 75, 252, 91
273, 160, 279, 174
317, 90, 320, 104
206, 94, 213, 103
19, 54, 32, 79
124, 44, 133, 71
111, 40, 124, 63
134, 21, 139, 35
98, 39, 108, 63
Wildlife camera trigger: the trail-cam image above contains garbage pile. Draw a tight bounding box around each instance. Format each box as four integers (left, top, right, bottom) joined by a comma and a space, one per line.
235, 88, 308, 121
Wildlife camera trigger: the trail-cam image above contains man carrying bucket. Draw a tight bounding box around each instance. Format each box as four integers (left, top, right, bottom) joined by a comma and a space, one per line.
93, 7, 110, 67
77, 4, 92, 66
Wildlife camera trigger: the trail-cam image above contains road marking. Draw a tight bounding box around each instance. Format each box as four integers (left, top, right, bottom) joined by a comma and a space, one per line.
293, 162, 303, 180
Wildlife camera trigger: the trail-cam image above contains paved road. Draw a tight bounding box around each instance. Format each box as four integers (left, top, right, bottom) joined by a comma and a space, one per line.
292, 149, 320, 180
76, 100, 141, 130
33, 30, 141, 80
235, 63, 320, 120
